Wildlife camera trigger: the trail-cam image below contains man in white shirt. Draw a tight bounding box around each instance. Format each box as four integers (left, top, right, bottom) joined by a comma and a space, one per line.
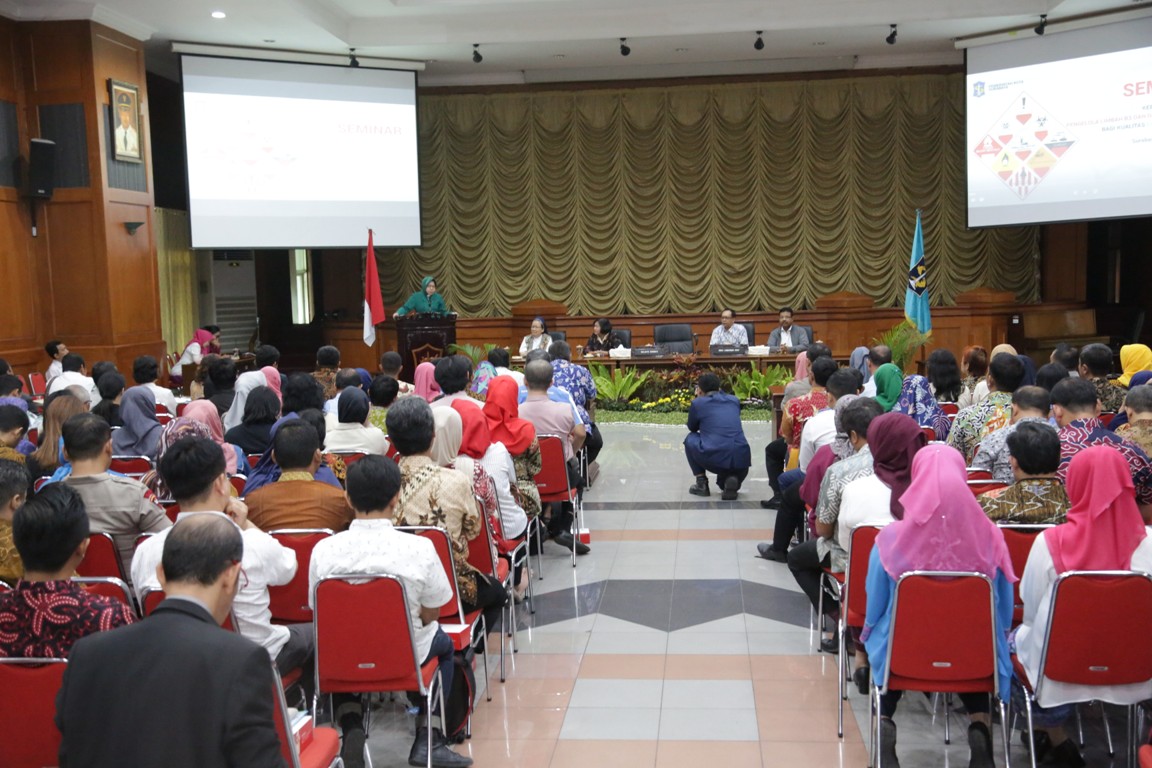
860, 345, 893, 398
323, 368, 366, 418
310, 455, 470, 768
44, 339, 68, 383
766, 307, 812, 352
709, 308, 748, 347
131, 355, 177, 415
46, 353, 101, 405
797, 369, 864, 470
130, 436, 311, 697
114, 95, 139, 156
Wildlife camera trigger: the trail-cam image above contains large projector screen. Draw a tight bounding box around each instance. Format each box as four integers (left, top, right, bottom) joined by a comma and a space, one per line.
181, 56, 421, 249
966, 17, 1152, 227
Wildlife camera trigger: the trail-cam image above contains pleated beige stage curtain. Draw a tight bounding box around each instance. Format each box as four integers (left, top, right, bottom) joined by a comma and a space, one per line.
154, 207, 198, 358
377, 72, 1039, 318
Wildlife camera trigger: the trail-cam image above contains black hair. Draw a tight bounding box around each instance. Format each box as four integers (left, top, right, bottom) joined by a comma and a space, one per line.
15, 483, 90, 572
433, 355, 470, 395
242, 387, 281, 425
1012, 385, 1051, 415
806, 342, 832, 363
697, 372, 721, 393
487, 348, 510, 369
1051, 343, 1079, 372
159, 436, 227, 504
595, 318, 612, 334
811, 356, 839, 388
385, 396, 435, 456
316, 345, 341, 368
988, 353, 1026, 393
296, 409, 328, 446
369, 375, 400, 408
335, 368, 364, 392
62, 413, 112, 461
380, 351, 403, 375
548, 340, 572, 361
0, 405, 28, 441
926, 349, 962, 402
1127, 385, 1152, 414
0, 359, 10, 377
721, 308, 735, 318
132, 355, 159, 385
96, 372, 126, 402
337, 388, 370, 424
826, 368, 860, 399
1079, 343, 1113, 378
779, 306, 794, 315
161, 514, 243, 587
201, 324, 221, 335
61, 353, 84, 373
273, 420, 319, 470
841, 398, 884, 440
345, 454, 402, 513
1050, 377, 1098, 412
90, 361, 118, 386
282, 373, 326, 414
1006, 422, 1061, 476
254, 345, 280, 368
0, 374, 21, 396
207, 358, 237, 391
0, 459, 29, 512
524, 359, 554, 389
1035, 363, 1070, 392
867, 345, 893, 367
45, 340, 64, 358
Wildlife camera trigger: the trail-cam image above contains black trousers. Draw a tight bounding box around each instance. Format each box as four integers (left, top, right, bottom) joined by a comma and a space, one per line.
462, 571, 510, 635
880, 690, 990, 719
765, 438, 788, 496
769, 482, 806, 552
787, 540, 835, 614
584, 422, 603, 464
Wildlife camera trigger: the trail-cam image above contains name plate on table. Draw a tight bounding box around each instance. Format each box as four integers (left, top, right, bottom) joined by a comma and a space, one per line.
709, 344, 747, 355
632, 346, 665, 358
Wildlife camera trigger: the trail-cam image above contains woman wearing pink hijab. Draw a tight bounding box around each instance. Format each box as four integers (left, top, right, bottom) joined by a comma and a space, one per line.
172, 325, 221, 385
181, 399, 243, 475
1013, 446, 1152, 766
413, 361, 441, 402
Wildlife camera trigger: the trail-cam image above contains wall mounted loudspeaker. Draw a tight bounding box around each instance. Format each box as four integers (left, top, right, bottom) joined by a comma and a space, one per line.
27, 138, 56, 199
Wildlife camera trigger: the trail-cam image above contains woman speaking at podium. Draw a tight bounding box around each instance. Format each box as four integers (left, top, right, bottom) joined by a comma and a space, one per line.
393, 275, 450, 317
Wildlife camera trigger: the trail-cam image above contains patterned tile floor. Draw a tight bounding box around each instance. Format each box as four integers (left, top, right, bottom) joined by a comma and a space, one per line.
353, 422, 1126, 767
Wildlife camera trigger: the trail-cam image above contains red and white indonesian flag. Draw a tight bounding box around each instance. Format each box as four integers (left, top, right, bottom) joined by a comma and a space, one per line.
363, 229, 386, 346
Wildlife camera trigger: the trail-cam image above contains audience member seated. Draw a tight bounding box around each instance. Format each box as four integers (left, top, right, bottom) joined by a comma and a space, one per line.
282, 371, 327, 415
312, 345, 342, 400
133, 437, 311, 693
187, 352, 220, 400
519, 316, 552, 356
223, 386, 280, 455
948, 352, 1026, 462
205, 357, 238, 418
796, 368, 862, 476
367, 375, 400, 431
247, 420, 353, 532
244, 413, 343, 495
484, 375, 542, 526
172, 324, 221, 384
59, 513, 283, 766
585, 317, 623, 354
432, 408, 506, 548
1051, 377, 1152, 511
488, 347, 524, 386
309, 455, 469, 768
46, 353, 100, 404
1117, 343, 1152, 388
516, 360, 589, 555
958, 345, 989, 410
323, 368, 365, 417
62, 413, 170, 577
549, 340, 602, 472
299, 408, 350, 485
864, 444, 1014, 768
1050, 343, 1079, 377
870, 363, 904, 413
386, 397, 510, 627
762, 356, 838, 508
44, 339, 68, 383
469, 357, 498, 396
91, 372, 125, 427
132, 355, 177, 414
979, 422, 1070, 524
971, 386, 1054, 485
141, 417, 213, 500
517, 350, 586, 429
380, 351, 415, 397
27, 394, 89, 481
1035, 362, 1070, 392
432, 354, 481, 412
413, 361, 441, 402
1109, 372, 1152, 433
859, 345, 893, 398
0, 483, 135, 658
685, 373, 752, 501
925, 348, 963, 404
1018, 354, 1039, 388
254, 344, 283, 386
0, 405, 30, 464
0, 460, 29, 584
323, 388, 389, 455
893, 373, 951, 441
971, 343, 1018, 405
709, 308, 749, 347
766, 306, 811, 352
1079, 342, 1126, 412
1012, 446, 1152, 767
1116, 385, 1152, 456
182, 400, 245, 476
223, 365, 282, 433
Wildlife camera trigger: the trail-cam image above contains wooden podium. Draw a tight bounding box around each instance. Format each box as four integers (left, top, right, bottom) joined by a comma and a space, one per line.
395, 314, 457, 383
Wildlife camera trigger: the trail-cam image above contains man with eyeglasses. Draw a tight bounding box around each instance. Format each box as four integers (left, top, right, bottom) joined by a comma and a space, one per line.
130, 436, 310, 697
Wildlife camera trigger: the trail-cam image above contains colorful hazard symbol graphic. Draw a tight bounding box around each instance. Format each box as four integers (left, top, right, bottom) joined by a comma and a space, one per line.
973, 92, 1076, 199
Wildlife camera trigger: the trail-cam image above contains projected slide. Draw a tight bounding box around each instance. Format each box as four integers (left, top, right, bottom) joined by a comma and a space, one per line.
183, 56, 421, 249
967, 43, 1152, 226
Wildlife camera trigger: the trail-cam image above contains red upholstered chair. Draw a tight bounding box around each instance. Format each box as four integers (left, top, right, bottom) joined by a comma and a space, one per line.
940, 402, 960, 416
1014, 571, 1152, 768
533, 433, 582, 567
921, 426, 936, 442
0, 658, 67, 768
27, 372, 47, 397
0, 580, 10, 591
25, 427, 38, 445
466, 496, 512, 685
270, 663, 341, 768
176, 401, 188, 417
110, 455, 154, 481
870, 572, 1008, 768
997, 524, 1052, 627
267, 529, 334, 624
156, 411, 173, 426
1140, 744, 1152, 768
312, 574, 446, 768
75, 531, 127, 582
230, 474, 248, 497
331, 451, 367, 466
248, 453, 261, 469
1100, 411, 1116, 427
73, 575, 136, 615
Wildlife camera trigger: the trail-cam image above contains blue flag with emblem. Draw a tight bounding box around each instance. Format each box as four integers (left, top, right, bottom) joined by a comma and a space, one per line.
904, 210, 931, 335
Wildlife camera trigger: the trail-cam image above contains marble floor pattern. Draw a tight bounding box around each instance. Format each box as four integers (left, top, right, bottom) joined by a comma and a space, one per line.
350, 422, 1127, 767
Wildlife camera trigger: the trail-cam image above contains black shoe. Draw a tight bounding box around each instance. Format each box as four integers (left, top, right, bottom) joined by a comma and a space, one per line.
759, 495, 782, 509
429, 743, 474, 768
689, 477, 710, 497
1021, 729, 1052, 761
819, 632, 839, 654
879, 718, 900, 768
1044, 738, 1086, 768
967, 722, 994, 768
408, 727, 430, 767
342, 725, 366, 768
553, 532, 590, 555
853, 665, 870, 695
756, 543, 788, 562
721, 476, 739, 501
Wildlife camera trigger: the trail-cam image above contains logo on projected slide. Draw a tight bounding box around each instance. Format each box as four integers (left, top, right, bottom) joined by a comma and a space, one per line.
972, 81, 985, 98
973, 92, 1076, 199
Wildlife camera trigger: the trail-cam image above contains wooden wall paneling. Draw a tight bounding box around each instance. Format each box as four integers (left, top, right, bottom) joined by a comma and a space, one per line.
1041, 223, 1088, 302
41, 201, 107, 342
106, 201, 161, 338
23, 22, 89, 94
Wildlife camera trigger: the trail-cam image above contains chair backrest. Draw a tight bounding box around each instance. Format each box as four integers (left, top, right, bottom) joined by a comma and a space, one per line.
73, 576, 135, 612
267, 529, 334, 623
75, 531, 126, 581
1037, 571, 1152, 697
110, 455, 153, 480
140, 588, 238, 631
614, 328, 632, 348
466, 496, 501, 579
843, 526, 883, 626
156, 412, 173, 426
270, 662, 304, 768
313, 574, 428, 696
921, 426, 936, 442
0, 580, 10, 591
395, 526, 466, 621
739, 322, 755, 345
998, 524, 1052, 625
549, 329, 566, 343
941, 402, 960, 415
176, 401, 187, 417
27, 372, 47, 397
533, 434, 575, 504
797, 324, 815, 344
230, 473, 248, 497
331, 451, 367, 466
247, 453, 261, 469
160, 501, 180, 523
968, 479, 1008, 496
653, 323, 694, 354
1100, 412, 1116, 427
33, 476, 51, 492
0, 658, 67, 768
883, 571, 998, 697
25, 427, 38, 445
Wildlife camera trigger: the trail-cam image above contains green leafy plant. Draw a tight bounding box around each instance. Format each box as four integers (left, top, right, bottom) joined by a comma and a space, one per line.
872, 320, 931, 373
589, 363, 651, 403
447, 342, 498, 366
729, 363, 792, 402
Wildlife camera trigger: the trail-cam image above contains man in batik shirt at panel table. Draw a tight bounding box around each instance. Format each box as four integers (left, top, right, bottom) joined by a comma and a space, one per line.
970, 386, 1053, 485
947, 352, 1025, 463
979, 422, 1070, 524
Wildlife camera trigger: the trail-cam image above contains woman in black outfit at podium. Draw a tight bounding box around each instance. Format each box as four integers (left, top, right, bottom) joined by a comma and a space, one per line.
393, 276, 449, 317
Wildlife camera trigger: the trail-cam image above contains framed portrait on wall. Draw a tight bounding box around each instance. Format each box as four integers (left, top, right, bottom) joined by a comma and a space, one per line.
109, 79, 142, 162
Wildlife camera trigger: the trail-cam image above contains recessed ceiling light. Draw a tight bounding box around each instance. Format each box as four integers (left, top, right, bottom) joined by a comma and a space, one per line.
553, 54, 565, 60
211, 10, 226, 19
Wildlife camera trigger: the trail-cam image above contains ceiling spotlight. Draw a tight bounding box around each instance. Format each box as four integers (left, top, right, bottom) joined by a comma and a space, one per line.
348, 48, 360, 68
754, 31, 764, 51
472, 44, 483, 64
210, 10, 226, 19
886, 24, 898, 45
1034, 14, 1047, 35
619, 37, 631, 57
